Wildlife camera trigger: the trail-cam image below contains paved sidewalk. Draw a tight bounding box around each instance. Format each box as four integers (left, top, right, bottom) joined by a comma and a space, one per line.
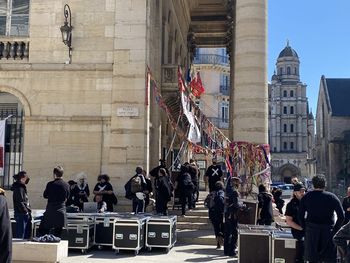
61, 244, 238, 263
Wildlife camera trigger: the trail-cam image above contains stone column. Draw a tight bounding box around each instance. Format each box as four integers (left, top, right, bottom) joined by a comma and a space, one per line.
231, 0, 268, 144
276, 116, 281, 151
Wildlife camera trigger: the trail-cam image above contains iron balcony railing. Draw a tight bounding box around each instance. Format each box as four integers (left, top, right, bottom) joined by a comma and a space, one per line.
220, 85, 230, 96
193, 54, 229, 66
207, 117, 229, 129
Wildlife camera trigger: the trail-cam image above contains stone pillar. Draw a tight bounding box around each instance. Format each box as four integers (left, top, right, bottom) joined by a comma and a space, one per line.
276, 116, 281, 151
231, 0, 268, 144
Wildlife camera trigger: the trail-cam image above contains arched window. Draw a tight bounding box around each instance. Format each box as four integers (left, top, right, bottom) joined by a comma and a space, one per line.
287, 67, 291, 75
290, 124, 294, 133
279, 67, 283, 75
294, 67, 297, 75
290, 106, 294, 114
0, 0, 30, 36
283, 124, 287, 133
283, 106, 287, 114
290, 90, 294, 97
283, 90, 287, 97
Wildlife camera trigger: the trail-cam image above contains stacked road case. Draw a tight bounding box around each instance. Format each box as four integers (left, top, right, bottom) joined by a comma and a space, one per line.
272, 231, 297, 263
112, 214, 149, 255
94, 213, 120, 247
145, 215, 177, 252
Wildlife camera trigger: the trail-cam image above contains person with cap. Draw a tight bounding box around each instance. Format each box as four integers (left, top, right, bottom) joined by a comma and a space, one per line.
224, 176, 244, 257
125, 166, 148, 213
205, 158, 223, 192
285, 182, 306, 262
299, 174, 344, 263
0, 187, 12, 263
39, 166, 70, 238
11, 170, 31, 239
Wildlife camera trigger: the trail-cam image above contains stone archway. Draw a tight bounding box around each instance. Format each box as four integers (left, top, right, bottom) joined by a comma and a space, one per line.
278, 163, 301, 183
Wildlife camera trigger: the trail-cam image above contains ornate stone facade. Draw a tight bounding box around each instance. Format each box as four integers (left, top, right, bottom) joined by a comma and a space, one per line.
268, 43, 315, 183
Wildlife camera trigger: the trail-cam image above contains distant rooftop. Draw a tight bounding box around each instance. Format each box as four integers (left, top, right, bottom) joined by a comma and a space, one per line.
325, 78, 350, 116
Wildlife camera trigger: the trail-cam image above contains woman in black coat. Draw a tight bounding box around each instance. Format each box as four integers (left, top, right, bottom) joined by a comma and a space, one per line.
39, 166, 70, 238
93, 174, 115, 212
155, 168, 173, 215
0, 188, 12, 263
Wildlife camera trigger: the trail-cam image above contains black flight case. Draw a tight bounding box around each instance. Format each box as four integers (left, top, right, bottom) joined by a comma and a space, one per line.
94, 212, 120, 248
62, 213, 95, 253
112, 214, 149, 255
145, 215, 177, 252
272, 231, 297, 263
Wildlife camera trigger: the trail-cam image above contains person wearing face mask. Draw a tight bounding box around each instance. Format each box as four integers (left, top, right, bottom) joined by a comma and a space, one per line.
39, 166, 70, 238
11, 171, 31, 239
285, 183, 306, 263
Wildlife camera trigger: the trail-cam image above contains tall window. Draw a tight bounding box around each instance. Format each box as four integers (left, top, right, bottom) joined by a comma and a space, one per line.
287, 67, 291, 75
290, 142, 294, 150
283, 142, 287, 150
283, 106, 287, 114
279, 67, 283, 75
290, 90, 294, 97
290, 124, 294, 133
283, 90, 287, 97
283, 124, 287, 133
220, 102, 229, 122
0, 0, 29, 36
290, 106, 294, 114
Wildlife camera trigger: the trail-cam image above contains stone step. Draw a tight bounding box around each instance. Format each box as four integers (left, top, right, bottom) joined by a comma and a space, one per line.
176, 215, 210, 224
177, 229, 216, 246
177, 221, 212, 230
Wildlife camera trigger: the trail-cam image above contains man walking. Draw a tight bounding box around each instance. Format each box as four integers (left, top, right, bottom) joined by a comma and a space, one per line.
299, 174, 344, 263
205, 159, 223, 192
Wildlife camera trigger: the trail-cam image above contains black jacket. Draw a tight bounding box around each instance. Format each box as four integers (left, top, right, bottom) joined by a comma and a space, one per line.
41, 178, 70, 229
0, 195, 12, 263
11, 182, 30, 214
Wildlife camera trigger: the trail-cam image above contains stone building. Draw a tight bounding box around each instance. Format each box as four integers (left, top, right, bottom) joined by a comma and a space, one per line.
268, 43, 315, 183
316, 76, 350, 194
0, 0, 268, 207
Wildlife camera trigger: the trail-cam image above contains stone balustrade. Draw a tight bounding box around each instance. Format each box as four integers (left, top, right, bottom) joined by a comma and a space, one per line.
0, 39, 29, 60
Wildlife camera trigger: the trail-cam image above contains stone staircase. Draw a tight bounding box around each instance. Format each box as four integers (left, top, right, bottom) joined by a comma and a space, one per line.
170, 191, 217, 246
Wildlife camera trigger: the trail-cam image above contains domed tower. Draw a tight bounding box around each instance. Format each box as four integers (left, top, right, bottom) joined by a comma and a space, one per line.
268, 41, 314, 183
276, 40, 300, 82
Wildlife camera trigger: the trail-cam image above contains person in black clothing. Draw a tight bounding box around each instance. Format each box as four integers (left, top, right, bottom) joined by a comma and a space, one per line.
39, 166, 70, 238
0, 188, 12, 263
224, 177, 244, 257
11, 171, 31, 239
342, 187, 350, 225
273, 188, 285, 215
75, 173, 90, 211
155, 168, 173, 215
299, 174, 345, 263
209, 181, 225, 249
257, 184, 274, 225
333, 221, 350, 262
66, 180, 78, 207
186, 161, 199, 209
94, 193, 107, 213
205, 159, 223, 192
285, 183, 306, 263
93, 174, 115, 212
125, 166, 148, 213
143, 169, 153, 209
150, 159, 171, 179
175, 164, 194, 216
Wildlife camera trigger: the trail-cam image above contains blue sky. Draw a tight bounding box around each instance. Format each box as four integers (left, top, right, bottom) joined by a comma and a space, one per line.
268, 0, 350, 113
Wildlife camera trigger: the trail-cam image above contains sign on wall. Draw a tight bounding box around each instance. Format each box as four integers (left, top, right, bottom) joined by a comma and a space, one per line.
116, 106, 139, 117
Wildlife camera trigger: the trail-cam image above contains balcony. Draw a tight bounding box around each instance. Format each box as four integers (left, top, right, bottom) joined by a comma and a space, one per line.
220, 85, 230, 96
193, 54, 229, 66
207, 117, 229, 130
0, 38, 29, 60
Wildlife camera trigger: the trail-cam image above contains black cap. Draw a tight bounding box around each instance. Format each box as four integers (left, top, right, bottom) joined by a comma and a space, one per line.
293, 183, 305, 192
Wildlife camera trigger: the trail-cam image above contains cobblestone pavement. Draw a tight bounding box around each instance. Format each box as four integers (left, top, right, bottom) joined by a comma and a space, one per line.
61, 244, 238, 263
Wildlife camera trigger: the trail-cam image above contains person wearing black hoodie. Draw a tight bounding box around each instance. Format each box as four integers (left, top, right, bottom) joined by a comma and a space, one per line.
11, 170, 31, 239
0, 188, 12, 263
155, 168, 173, 215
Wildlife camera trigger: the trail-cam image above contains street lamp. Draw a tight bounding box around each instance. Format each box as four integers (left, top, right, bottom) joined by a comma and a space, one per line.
60, 4, 73, 64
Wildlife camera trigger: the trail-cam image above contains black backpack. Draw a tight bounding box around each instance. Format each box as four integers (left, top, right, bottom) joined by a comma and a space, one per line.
204, 191, 216, 209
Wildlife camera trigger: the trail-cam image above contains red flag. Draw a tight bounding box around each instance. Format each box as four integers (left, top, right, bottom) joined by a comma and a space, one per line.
178, 66, 186, 92
190, 72, 205, 97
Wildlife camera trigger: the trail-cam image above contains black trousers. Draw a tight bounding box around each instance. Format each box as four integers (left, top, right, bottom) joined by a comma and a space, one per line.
224, 214, 238, 256
156, 197, 168, 215
180, 192, 193, 215
211, 214, 224, 238
304, 223, 337, 263
295, 239, 304, 263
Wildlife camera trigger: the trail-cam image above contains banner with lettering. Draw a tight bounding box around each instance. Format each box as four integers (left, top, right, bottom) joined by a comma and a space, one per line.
0, 120, 5, 176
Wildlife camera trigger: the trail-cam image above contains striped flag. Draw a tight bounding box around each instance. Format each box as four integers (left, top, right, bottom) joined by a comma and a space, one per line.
0, 120, 5, 176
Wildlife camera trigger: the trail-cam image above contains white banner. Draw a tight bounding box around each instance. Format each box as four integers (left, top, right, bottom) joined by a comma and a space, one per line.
181, 92, 201, 143
0, 120, 4, 176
